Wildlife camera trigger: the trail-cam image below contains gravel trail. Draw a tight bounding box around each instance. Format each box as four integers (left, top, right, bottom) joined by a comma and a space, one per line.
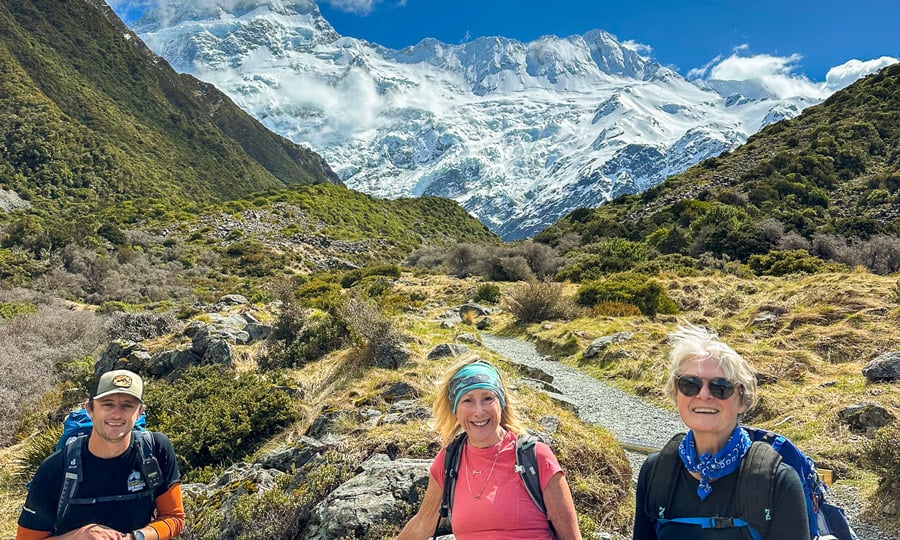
482, 334, 891, 540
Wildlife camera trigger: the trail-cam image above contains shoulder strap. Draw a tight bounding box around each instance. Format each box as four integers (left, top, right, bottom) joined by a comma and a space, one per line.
735, 441, 782, 539
56, 429, 161, 525
433, 432, 466, 539
135, 430, 163, 490
515, 433, 546, 514
56, 433, 88, 524
644, 433, 684, 524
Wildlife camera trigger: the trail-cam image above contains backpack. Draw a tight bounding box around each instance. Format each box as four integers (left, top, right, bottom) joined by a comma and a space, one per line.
645, 427, 858, 540
433, 432, 551, 538
54, 407, 163, 526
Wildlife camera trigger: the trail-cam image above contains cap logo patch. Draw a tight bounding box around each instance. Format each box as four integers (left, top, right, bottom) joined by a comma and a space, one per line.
112, 374, 132, 388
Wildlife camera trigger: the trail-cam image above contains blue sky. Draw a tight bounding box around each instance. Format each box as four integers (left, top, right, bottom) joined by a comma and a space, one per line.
316, 0, 898, 82
108, 0, 899, 86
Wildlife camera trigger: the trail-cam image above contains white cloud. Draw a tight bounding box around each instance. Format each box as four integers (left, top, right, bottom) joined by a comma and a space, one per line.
621, 40, 652, 55
695, 51, 829, 100
824, 56, 900, 91
321, 0, 378, 16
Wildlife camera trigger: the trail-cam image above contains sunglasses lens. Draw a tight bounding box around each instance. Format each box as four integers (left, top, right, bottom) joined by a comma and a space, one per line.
676, 376, 736, 399
709, 378, 735, 399
676, 376, 702, 397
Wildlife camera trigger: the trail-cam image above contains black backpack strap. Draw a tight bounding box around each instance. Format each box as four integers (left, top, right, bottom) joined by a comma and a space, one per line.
433, 433, 466, 539
515, 434, 545, 513
644, 433, 685, 526
56, 433, 88, 524
516, 433, 556, 536
735, 441, 781, 539
56, 429, 161, 526
135, 430, 163, 490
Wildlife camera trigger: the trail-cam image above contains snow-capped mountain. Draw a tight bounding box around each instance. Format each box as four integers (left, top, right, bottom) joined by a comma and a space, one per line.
130, 0, 823, 239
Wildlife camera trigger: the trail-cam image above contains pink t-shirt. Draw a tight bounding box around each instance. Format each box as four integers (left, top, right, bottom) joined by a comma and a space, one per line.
430, 430, 563, 540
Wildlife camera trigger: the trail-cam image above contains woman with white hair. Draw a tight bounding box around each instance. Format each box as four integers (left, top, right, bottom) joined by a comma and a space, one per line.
633, 325, 809, 539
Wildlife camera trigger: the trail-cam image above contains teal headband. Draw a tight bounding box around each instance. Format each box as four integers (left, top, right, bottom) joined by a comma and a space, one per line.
449, 361, 506, 413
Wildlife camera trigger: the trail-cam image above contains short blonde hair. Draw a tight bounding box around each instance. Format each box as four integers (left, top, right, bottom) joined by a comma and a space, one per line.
432, 354, 526, 446
663, 324, 757, 411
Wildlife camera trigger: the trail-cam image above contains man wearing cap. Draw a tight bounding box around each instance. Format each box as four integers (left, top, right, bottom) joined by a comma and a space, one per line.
17, 370, 184, 540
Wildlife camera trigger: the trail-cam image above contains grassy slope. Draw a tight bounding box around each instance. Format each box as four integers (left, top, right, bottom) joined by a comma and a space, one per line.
0, 0, 338, 216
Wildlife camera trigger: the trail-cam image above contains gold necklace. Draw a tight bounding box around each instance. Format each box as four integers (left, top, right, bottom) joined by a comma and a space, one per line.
464, 440, 501, 499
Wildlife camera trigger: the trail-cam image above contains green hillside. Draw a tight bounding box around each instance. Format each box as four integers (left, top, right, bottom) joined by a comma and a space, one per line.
539, 64, 900, 278
0, 0, 339, 217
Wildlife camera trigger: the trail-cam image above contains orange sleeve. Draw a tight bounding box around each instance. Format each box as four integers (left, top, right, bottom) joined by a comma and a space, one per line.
15, 526, 51, 540
148, 483, 186, 540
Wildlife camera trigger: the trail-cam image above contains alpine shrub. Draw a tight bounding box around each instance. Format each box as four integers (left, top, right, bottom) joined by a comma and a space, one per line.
748, 249, 830, 276
576, 272, 678, 317
144, 365, 298, 474
473, 283, 501, 304
503, 280, 580, 323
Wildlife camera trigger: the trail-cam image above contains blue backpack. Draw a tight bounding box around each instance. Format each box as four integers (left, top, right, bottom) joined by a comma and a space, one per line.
646, 426, 858, 540
53, 407, 162, 525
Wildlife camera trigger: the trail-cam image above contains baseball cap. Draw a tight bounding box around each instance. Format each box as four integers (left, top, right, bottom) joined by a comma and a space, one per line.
93, 369, 144, 402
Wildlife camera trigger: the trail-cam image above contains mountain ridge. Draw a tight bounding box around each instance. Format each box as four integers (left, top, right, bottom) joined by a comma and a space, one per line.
125, 0, 894, 239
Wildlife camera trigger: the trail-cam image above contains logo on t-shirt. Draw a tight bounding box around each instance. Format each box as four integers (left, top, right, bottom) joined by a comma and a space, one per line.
127, 470, 146, 492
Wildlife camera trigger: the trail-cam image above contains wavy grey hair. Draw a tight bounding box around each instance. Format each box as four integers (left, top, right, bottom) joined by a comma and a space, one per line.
663, 324, 757, 411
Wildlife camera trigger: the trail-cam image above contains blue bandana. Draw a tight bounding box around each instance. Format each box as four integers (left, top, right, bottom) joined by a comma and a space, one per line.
678, 426, 751, 500
449, 361, 506, 413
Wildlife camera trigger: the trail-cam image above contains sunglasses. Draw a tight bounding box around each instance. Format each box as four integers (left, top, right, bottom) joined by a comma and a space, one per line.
675, 375, 737, 400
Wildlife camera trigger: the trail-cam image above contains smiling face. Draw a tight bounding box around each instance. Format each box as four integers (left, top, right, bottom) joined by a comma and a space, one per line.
88, 393, 144, 445
676, 355, 746, 453
454, 388, 504, 448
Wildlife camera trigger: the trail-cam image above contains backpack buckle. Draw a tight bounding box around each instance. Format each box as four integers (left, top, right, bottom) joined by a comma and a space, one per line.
711, 517, 734, 528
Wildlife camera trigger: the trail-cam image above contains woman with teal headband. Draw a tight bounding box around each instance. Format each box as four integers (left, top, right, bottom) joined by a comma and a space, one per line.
398, 355, 581, 540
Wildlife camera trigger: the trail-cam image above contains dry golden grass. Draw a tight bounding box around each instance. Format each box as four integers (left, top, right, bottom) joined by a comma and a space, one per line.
513, 271, 900, 504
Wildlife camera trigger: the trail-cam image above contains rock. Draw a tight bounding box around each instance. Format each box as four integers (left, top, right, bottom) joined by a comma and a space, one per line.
439, 320, 455, 329
837, 403, 895, 435
304, 454, 431, 540
306, 408, 353, 440
583, 332, 634, 359
95, 339, 147, 376
459, 303, 489, 319
255, 437, 326, 472
426, 343, 469, 359
456, 333, 481, 345
244, 322, 272, 343
539, 416, 561, 435
380, 400, 431, 425
374, 342, 411, 369
750, 311, 779, 326
202, 339, 233, 367
378, 381, 419, 403
218, 294, 249, 306
862, 352, 900, 382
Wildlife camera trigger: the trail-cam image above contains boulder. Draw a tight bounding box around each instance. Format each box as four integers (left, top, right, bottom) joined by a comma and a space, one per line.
583, 332, 634, 359
255, 437, 326, 473
862, 352, 900, 382
304, 454, 431, 540
426, 343, 469, 359
837, 403, 895, 435
374, 342, 411, 370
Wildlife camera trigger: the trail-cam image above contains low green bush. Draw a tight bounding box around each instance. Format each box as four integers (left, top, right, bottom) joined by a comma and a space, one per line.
473, 282, 501, 304
144, 366, 298, 474
576, 272, 678, 317
747, 249, 830, 276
